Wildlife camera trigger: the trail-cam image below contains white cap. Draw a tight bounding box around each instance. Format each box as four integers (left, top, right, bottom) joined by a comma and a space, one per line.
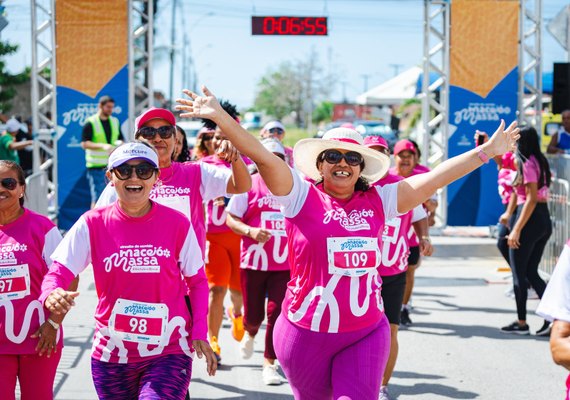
5, 119, 20, 133
261, 138, 285, 156
108, 142, 159, 170
263, 121, 285, 131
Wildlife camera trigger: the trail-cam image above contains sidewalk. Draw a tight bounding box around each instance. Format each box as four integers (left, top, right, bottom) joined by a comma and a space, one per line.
53, 235, 566, 399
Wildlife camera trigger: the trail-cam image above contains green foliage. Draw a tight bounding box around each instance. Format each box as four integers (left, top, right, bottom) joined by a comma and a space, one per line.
312, 101, 333, 124
0, 41, 29, 113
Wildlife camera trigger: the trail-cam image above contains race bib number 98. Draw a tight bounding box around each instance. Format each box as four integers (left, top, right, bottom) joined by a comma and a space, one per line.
327, 237, 380, 277
109, 299, 168, 345
0, 264, 30, 301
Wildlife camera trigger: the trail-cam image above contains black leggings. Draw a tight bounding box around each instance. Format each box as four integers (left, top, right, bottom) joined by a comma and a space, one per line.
497, 205, 510, 264
508, 203, 552, 321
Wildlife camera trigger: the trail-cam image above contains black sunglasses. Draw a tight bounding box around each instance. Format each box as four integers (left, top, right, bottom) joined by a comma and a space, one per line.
321, 150, 363, 166
268, 128, 284, 135
0, 178, 19, 190
112, 162, 158, 180
202, 135, 214, 141
136, 126, 175, 140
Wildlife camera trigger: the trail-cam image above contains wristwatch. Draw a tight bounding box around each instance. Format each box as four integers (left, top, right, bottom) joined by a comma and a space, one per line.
47, 318, 60, 330
244, 228, 251, 237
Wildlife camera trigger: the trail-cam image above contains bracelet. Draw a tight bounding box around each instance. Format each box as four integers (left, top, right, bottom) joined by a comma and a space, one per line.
244, 227, 251, 237
47, 318, 60, 330
477, 146, 490, 164
421, 236, 431, 243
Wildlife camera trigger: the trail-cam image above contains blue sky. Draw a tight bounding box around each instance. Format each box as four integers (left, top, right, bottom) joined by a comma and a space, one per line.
2, 0, 570, 109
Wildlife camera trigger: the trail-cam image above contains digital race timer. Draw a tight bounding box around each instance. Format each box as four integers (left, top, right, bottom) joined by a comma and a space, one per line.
251, 16, 328, 36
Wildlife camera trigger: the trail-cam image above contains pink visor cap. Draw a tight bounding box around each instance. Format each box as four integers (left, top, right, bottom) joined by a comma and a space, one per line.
393, 139, 417, 156
363, 135, 388, 150
135, 108, 176, 130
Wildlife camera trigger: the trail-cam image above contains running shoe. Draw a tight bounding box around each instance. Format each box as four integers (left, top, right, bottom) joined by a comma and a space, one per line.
536, 320, 553, 337
227, 306, 245, 341
400, 308, 412, 326
379, 386, 392, 400
240, 333, 255, 359
500, 321, 530, 335
262, 364, 282, 385
210, 336, 222, 363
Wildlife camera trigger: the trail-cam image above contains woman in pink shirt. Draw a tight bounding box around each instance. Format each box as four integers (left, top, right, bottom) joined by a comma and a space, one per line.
0, 161, 77, 400
177, 86, 519, 399
40, 143, 216, 400
501, 126, 553, 336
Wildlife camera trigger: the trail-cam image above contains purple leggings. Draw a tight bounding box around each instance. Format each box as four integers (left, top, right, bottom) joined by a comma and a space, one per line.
274, 314, 390, 400
91, 353, 192, 400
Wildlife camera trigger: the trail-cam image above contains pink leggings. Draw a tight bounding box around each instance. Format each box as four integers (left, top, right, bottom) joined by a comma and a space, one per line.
274, 314, 390, 400
0, 352, 62, 400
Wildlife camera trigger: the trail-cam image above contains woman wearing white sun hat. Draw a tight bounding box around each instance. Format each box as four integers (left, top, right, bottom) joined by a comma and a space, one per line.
176, 85, 520, 399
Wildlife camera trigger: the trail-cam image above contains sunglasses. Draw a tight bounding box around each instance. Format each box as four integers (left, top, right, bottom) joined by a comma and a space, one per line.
202, 135, 214, 141
0, 178, 19, 190
136, 126, 175, 140
268, 128, 284, 135
321, 150, 364, 167
112, 162, 158, 180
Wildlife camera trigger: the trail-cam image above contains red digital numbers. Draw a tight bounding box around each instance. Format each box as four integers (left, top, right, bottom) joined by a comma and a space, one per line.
253, 16, 328, 36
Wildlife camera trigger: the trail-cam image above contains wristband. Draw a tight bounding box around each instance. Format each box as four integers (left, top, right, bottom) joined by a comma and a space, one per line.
244, 228, 251, 237
47, 318, 60, 330
421, 236, 431, 243
477, 146, 490, 164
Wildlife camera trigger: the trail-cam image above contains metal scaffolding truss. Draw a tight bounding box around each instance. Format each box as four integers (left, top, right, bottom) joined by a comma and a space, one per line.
421, 0, 450, 226
518, 0, 542, 129
128, 0, 154, 139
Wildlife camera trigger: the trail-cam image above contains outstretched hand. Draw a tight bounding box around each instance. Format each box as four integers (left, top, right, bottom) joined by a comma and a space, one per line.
176, 86, 221, 121
486, 120, 520, 157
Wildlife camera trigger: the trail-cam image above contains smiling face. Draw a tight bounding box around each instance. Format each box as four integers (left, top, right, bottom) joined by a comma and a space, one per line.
137, 118, 175, 167
0, 165, 25, 213
317, 148, 363, 198
394, 150, 416, 177
212, 127, 227, 152
107, 159, 158, 207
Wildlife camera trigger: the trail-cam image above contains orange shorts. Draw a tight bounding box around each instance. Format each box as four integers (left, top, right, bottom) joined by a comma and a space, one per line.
205, 231, 242, 291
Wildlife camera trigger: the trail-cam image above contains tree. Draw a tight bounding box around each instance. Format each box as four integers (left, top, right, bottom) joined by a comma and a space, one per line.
313, 101, 334, 124
253, 49, 336, 128
0, 41, 29, 114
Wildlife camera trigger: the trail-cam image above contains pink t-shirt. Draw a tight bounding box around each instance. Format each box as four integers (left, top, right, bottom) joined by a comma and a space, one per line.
96, 161, 231, 256
227, 174, 289, 272
374, 174, 427, 276
498, 168, 516, 205
42, 202, 204, 364
276, 170, 399, 333
514, 155, 549, 205
0, 209, 62, 355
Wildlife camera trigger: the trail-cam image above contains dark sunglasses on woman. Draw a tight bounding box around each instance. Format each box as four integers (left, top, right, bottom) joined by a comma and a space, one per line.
321, 149, 364, 166
112, 163, 158, 180
0, 178, 19, 190
202, 135, 214, 142
136, 126, 175, 140
268, 128, 284, 135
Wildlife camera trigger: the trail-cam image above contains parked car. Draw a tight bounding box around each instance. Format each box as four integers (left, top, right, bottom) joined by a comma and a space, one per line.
176, 119, 204, 149
315, 120, 354, 138
241, 112, 263, 130
353, 120, 399, 151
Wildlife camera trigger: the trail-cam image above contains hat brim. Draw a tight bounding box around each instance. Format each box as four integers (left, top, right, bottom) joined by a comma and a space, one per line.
109, 156, 158, 170
136, 109, 176, 129
293, 138, 390, 183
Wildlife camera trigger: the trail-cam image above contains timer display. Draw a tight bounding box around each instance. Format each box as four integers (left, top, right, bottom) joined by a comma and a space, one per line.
252, 16, 328, 36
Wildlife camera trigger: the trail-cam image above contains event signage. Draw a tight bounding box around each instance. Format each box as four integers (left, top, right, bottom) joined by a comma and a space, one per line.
251, 16, 328, 36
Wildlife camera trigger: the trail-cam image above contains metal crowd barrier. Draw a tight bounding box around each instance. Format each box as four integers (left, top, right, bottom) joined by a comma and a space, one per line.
25, 170, 50, 217
541, 177, 570, 276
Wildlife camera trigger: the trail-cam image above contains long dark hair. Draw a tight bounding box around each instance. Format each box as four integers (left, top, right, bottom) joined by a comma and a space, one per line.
0, 160, 26, 207
174, 125, 192, 162
515, 126, 551, 189
315, 150, 370, 192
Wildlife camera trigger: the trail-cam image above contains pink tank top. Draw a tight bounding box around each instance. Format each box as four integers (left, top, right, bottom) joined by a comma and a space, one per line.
239, 174, 289, 271
0, 209, 62, 354
283, 184, 387, 333
514, 155, 549, 205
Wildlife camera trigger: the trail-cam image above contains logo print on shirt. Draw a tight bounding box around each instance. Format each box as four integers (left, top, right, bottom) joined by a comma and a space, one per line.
150, 185, 191, 198
103, 244, 171, 273
257, 195, 280, 209
322, 208, 374, 231
0, 242, 28, 266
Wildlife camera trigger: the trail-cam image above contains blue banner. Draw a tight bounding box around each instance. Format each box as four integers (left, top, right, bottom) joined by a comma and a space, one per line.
56, 66, 129, 230
447, 68, 518, 226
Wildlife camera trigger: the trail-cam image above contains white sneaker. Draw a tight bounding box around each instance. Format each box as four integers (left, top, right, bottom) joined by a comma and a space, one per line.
262, 364, 282, 385
240, 334, 254, 359
379, 386, 392, 400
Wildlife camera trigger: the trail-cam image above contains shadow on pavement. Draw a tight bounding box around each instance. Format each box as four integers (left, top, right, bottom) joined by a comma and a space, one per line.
392, 371, 445, 380
54, 324, 95, 397
390, 382, 478, 399
403, 321, 549, 341
191, 378, 293, 400
416, 277, 487, 287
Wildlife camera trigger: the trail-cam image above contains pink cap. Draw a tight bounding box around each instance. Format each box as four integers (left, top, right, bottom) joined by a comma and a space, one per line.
197, 127, 215, 139
364, 135, 388, 149
135, 108, 176, 130
393, 139, 417, 156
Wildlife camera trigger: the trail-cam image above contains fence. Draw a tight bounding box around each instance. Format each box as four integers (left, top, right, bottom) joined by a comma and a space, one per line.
541, 177, 570, 275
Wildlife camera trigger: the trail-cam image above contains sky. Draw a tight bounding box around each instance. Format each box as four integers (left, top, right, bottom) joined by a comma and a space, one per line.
2, 0, 570, 109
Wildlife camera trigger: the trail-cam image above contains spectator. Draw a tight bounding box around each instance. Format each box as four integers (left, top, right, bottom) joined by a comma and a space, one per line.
192, 127, 215, 161
174, 125, 192, 162
15, 118, 34, 177
260, 121, 294, 167
547, 109, 570, 154
0, 119, 33, 165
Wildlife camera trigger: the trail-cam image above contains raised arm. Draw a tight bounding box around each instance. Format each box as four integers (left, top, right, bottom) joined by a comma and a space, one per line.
397, 120, 519, 214
176, 87, 293, 196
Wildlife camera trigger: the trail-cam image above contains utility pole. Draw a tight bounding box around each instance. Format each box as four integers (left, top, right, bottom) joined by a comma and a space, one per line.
360, 74, 371, 92
389, 63, 404, 77
168, 0, 177, 109
341, 81, 348, 103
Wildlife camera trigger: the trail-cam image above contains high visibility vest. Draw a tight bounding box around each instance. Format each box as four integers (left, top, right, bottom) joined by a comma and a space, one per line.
85, 115, 120, 168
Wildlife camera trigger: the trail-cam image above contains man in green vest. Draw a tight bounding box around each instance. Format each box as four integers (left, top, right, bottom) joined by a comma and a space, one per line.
81, 95, 124, 208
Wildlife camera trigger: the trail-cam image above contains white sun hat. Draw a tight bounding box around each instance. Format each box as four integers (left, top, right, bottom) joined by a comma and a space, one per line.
293, 127, 390, 182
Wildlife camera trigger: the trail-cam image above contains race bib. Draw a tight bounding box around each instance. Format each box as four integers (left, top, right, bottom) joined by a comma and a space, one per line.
109, 299, 169, 345
382, 218, 401, 244
154, 195, 191, 220
327, 237, 380, 277
260, 211, 286, 237
0, 264, 31, 301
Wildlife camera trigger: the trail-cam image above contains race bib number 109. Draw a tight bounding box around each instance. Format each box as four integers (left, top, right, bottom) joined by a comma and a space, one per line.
327, 237, 380, 277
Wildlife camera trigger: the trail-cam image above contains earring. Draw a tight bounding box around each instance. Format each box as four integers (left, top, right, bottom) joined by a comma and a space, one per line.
19, 193, 23, 198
